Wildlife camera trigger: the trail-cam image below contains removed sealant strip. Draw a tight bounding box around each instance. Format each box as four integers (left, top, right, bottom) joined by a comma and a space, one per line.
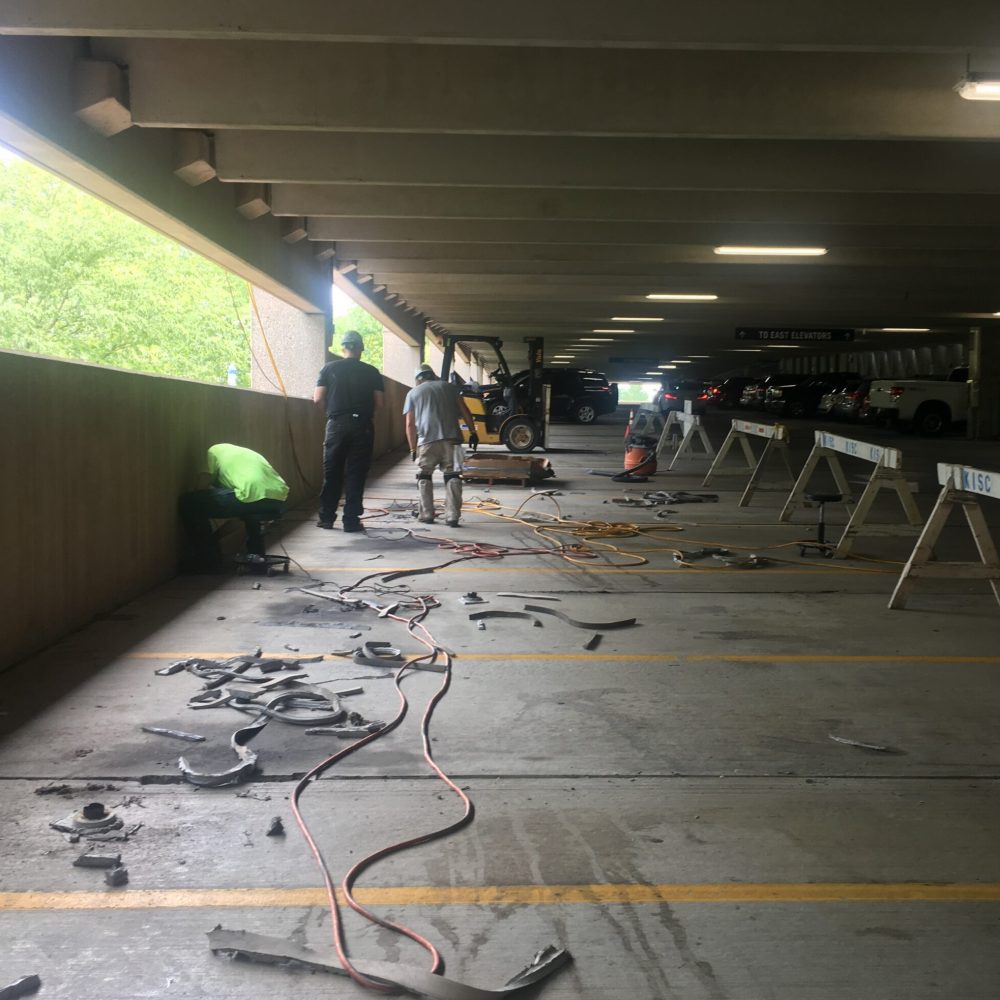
0, 976, 41, 1000
178, 717, 267, 787
208, 928, 569, 1000
522, 606, 637, 630
140, 726, 206, 743
467, 611, 544, 628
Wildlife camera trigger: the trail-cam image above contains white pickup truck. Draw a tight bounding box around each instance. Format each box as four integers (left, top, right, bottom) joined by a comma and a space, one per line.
867, 367, 969, 435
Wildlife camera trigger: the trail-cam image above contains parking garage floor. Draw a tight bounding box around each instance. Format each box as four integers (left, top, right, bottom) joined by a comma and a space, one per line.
3, 411, 1000, 999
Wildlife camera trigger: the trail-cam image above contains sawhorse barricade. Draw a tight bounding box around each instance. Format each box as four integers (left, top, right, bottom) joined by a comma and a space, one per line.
702, 419, 794, 507
889, 463, 1000, 610
655, 409, 715, 470
779, 431, 922, 558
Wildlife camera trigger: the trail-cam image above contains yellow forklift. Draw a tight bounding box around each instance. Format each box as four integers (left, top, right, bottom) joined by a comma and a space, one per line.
438, 335, 546, 452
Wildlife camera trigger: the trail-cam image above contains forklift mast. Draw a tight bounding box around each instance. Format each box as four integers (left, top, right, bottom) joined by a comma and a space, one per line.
524, 335, 545, 430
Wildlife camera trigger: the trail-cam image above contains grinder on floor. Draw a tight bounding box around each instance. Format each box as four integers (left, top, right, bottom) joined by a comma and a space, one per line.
403, 364, 479, 527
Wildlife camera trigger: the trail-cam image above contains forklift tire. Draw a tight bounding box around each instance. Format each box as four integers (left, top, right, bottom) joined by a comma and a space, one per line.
502, 417, 539, 453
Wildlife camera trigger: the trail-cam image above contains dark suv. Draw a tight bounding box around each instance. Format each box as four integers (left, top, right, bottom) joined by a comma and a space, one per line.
484, 367, 619, 424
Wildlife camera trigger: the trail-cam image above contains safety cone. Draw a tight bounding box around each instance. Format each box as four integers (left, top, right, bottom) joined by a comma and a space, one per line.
624, 408, 634, 442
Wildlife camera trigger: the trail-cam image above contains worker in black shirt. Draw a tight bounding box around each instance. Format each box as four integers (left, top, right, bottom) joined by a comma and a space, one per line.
313, 329, 385, 531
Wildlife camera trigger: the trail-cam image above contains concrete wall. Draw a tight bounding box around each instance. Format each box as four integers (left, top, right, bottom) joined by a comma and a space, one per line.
250, 286, 327, 398
0, 350, 407, 671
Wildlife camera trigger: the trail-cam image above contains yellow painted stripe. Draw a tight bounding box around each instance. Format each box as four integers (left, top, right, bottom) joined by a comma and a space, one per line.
303, 565, 890, 575
2, 883, 999, 912
130, 651, 1000, 664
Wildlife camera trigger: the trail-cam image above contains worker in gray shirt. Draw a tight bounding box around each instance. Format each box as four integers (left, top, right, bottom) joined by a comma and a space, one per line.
403, 364, 478, 527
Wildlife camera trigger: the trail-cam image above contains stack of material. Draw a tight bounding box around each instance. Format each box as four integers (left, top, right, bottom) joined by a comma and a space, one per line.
461, 453, 555, 485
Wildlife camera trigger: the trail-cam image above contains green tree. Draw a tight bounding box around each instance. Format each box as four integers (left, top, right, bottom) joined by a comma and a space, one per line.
0, 156, 251, 384
334, 304, 384, 370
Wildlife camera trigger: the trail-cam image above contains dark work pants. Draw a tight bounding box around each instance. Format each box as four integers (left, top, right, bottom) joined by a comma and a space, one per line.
178, 488, 286, 561
319, 416, 374, 524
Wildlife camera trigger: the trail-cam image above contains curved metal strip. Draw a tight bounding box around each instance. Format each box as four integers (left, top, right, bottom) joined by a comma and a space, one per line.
522, 605, 637, 630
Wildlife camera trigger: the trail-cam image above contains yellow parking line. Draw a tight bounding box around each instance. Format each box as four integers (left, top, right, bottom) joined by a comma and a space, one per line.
2, 883, 998, 912
303, 565, 890, 575
130, 652, 1000, 664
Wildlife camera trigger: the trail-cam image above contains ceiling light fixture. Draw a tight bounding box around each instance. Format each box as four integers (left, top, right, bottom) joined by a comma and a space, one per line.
610, 316, 665, 323
669, 359, 693, 364
880, 327, 930, 333
956, 73, 1000, 101
767, 345, 804, 349
729, 349, 763, 352
687, 355, 712, 358
992, 312, 1000, 317
552, 354, 575, 359
592, 328, 635, 334
657, 364, 677, 370
644, 371, 663, 376
645, 293, 717, 301
580, 338, 614, 342
714, 246, 827, 256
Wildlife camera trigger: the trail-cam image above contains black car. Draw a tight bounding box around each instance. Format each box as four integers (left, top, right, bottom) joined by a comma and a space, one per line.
765, 372, 862, 418
483, 367, 619, 424
707, 376, 755, 408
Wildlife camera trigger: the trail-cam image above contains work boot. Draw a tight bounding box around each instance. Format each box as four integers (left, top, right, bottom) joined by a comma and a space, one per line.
343, 519, 364, 533
316, 516, 335, 529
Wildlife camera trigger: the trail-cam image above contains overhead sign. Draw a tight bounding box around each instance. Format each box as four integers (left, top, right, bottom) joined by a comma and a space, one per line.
735, 327, 855, 343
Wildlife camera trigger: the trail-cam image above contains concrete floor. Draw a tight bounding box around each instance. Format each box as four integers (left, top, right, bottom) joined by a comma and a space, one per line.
3, 410, 1000, 998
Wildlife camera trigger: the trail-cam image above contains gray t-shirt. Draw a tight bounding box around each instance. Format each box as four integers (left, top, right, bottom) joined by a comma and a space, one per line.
403, 380, 464, 446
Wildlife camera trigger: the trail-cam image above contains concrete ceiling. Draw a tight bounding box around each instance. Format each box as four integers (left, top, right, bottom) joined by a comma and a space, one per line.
4, 1, 1000, 377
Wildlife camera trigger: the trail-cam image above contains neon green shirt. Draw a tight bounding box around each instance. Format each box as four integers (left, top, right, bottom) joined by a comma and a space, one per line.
207, 444, 289, 503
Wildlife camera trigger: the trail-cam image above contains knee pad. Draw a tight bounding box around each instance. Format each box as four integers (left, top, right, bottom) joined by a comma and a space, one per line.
416, 473, 433, 482
443, 472, 462, 482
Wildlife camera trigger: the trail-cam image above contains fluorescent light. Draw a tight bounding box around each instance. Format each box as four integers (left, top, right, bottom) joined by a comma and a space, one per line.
580, 338, 614, 342
669, 359, 692, 364
992, 312, 1000, 317
657, 364, 677, 370
592, 328, 634, 333
957, 74, 1000, 101
644, 371, 662, 375
714, 245, 827, 256
646, 293, 717, 301
611, 316, 665, 323
687, 355, 711, 358
729, 349, 763, 352
767, 345, 804, 349
552, 354, 575, 359
880, 327, 930, 333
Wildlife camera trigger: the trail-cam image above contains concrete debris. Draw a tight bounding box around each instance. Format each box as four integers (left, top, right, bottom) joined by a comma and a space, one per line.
584, 633, 603, 651
478, 620, 487, 631
207, 927, 571, 999
104, 865, 129, 887
265, 816, 285, 837
141, 725, 206, 743
283, 644, 300, 652
73, 851, 122, 869
460, 591, 486, 605
34, 783, 119, 797
469, 610, 543, 627
305, 722, 385, 738
0, 975, 41, 1000
673, 547, 730, 564
712, 554, 769, 568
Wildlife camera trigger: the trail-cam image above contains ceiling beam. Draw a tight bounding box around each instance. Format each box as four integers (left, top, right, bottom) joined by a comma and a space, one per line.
309, 218, 1000, 251
216, 133, 1000, 195
5, 1, 1000, 51
120, 41, 990, 140
272, 185, 1000, 228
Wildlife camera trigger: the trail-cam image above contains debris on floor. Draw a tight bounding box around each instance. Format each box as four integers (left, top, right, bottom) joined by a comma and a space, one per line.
140, 725, 206, 743
584, 633, 603, 651
497, 592, 561, 601
72, 852, 121, 869
207, 927, 571, 999
178, 718, 267, 787
34, 782, 118, 797
0, 975, 41, 1000
713, 554, 769, 569
265, 816, 285, 837
829, 734, 900, 753
103, 865, 129, 887
523, 605, 637, 630
468, 610, 544, 627
460, 591, 486, 605
51, 802, 121, 835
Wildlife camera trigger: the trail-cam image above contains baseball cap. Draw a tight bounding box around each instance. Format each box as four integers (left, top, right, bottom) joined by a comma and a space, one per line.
339, 330, 364, 350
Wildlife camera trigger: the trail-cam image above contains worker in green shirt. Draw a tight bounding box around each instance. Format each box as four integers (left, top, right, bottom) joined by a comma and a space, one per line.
179, 443, 289, 570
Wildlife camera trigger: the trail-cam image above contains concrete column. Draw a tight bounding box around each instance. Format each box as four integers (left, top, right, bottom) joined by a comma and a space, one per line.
383, 327, 420, 387
968, 325, 1000, 440
250, 287, 327, 398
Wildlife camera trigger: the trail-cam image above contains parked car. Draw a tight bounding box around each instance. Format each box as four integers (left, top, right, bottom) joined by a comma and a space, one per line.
484, 367, 619, 424
654, 378, 709, 414
867, 367, 969, 435
739, 375, 781, 410
765, 373, 862, 418
831, 379, 872, 422
707, 376, 755, 408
